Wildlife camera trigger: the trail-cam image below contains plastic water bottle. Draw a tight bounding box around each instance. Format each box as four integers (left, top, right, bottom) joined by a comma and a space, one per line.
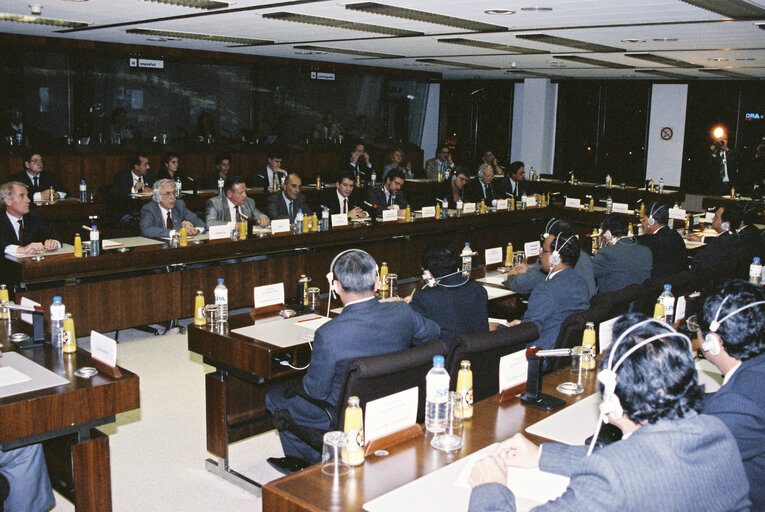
660, 284, 675, 323
370, 169, 377, 186
294, 209, 304, 234
456, 199, 463, 217
214, 279, 228, 325
441, 198, 449, 219
321, 206, 330, 231
217, 177, 225, 196
79, 180, 87, 202
461, 242, 473, 277
425, 355, 450, 433
50, 296, 66, 347
175, 177, 182, 197
750, 257, 762, 285
658, 178, 665, 195
89, 225, 100, 256
606, 196, 613, 214
605, 174, 612, 188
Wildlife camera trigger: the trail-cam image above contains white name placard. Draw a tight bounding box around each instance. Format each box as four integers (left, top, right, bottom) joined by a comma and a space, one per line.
331, 213, 348, 227
499, 349, 528, 392
705, 212, 715, 223
364, 386, 418, 443
669, 207, 686, 220
496, 199, 508, 211
463, 202, 476, 214
382, 209, 398, 222
612, 202, 629, 214
525, 196, 537, 207
565, 197, 581, 209
421, 206, 436, 218
254, 283, 285, 309
271, 219, 291, 234
598, 316, 618, 353
90, 330, 117, 368
485, 247, 503, 266
20, 297, 40, 325
524, 241, 541, 258
208, 223, 232, 240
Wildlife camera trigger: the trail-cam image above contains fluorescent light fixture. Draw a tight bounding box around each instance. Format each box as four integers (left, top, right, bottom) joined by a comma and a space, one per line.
485, 9, 515, 15
144, 0, 228, 9
621, 39, 646, 43
626, 53, 697, 68
516, 34, 623, 52
634, 69, 693, 79
520, 6, 553, 11
0, 13, 87, 27
553, 55, 634, 68
415, 58, 501, 70
437, 38, 545, 54
699, 68, 753, 78
680, 0, 765, 18
345, 2, 506, 32
293, 45, 403, 58
262, 11, 422, 36
506, 69, 556, 78
652, 37, 678, 42
126, 28, 273, 45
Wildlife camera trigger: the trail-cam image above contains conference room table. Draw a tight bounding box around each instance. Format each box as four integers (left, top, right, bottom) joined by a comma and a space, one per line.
0, 321, 140, 511
261, 366, 599, 512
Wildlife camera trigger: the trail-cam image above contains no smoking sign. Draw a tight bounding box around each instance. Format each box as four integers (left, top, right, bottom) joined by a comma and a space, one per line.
660, 127, 673, 140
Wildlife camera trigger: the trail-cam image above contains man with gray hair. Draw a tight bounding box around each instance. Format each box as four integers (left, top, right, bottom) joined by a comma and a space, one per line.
0, 181, 59, 255
139, 178, 205, 239
265, 249, 440, 472
464, 164, 497, 204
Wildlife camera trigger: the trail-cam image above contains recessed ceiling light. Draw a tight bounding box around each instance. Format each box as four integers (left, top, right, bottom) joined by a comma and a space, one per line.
520, 6, 553, 11
294, 50, 327, 55
652, 37, 678, 42
709, 57, 728, 62
735, 57, 755, 61
621, 39, 646, 43
484, 9, 515, 15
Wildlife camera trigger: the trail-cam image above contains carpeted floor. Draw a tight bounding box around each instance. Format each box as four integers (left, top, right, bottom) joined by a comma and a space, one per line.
52, 320, 287, 511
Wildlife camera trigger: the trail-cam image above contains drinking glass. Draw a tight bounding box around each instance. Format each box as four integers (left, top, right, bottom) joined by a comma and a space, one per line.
322, 431, 350, 476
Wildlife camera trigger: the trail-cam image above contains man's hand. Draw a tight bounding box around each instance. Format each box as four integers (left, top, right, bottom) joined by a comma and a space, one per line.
18, 242, 44, 254
257, 215, 269, 227
350, 152, 361, 164
348, 206, 365, 219
468, 456, 508, 488
507, 319, 521, 328
363, 152, 371, 166
181, 220, 199, 236
446, 152, 454, 164
134, 181, 146, 193
493, 433, 541, 469
43, 239, 58, 251
507, 263, 529, 275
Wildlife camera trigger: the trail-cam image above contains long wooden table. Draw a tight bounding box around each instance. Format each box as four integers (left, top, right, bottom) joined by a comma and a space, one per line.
262, 367, 598, 512
0, 322, 140, 511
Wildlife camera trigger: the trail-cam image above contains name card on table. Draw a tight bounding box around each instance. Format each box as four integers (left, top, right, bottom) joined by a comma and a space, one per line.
254, 283, 285, 309
598, 316, 618, 353
705, 212, 715, 223
208, 223, 233, 240
421, 206, 436, 218
463, 202, 476, 214
496, 199, 508, 211
564, 197, 581, 209
90, 330, 117, 368
485, 247, 503, 266
524, 241, 541, 258
364, 386, 418, 443
271, 219, 291, 234
382, 209, 398, 222
331, 213, 348, 227
499, 349, 528, 392
19, 297, 40, 325
526, 196, 537, 207
669, 207, 686, 220
612, 202, 629, 214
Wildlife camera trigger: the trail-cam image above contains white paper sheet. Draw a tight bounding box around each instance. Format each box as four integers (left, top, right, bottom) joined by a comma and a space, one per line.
525, 394, 602, 445
0, 366, 32, 387
483, 285, 515, 300
478, 274, 507, 286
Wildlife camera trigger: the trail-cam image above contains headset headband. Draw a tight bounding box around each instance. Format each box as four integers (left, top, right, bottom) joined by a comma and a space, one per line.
544, 218, 560, 237
649, 203, 666, 218
708, 296, 765, 333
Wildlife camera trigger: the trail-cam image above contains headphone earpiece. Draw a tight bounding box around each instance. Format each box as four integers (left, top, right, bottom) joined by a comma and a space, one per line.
701, 297, 765, 357
646, 203, 665, 227
647, 216, 655, 226
597, 369, 623, 420
549, 231, 575, 268
701, 332, 722, 356
721, 221, 730, 231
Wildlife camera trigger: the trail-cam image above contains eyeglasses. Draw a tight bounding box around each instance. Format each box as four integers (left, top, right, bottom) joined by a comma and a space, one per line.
686, 314, 700, 333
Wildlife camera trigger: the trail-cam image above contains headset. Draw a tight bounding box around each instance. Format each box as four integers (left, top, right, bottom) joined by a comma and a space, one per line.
325, 248, 379, 316
152, 178, 174, 202
646, 203, 666, 227
588, 318, 693, 456
549, 232, 577, 268
701, 296, 765, 356
421, 268, 469, 288
543, 218, 561, 239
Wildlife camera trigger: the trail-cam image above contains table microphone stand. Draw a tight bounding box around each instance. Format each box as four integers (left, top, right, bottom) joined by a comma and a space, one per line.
520, 347, 574, 411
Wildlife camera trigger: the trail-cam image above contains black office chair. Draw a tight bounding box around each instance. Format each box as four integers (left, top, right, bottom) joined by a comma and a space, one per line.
271, 338, 447, 455
445, 322, 539, 403
589, 283, 643, 318
551, 303, 613, 370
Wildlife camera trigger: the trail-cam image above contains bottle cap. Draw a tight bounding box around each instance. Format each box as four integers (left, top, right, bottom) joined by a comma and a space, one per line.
460, 360, 471, 369
754, 257, 761, 264
53, 296, 62, 303
348, 396, 360, 407
664, 284, 672, 291
218, 278, 224, 284
433, 355, 444, 367
586, 322, 595, 328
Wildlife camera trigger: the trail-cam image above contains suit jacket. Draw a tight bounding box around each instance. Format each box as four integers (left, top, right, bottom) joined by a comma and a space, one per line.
320, 188, 363, 215
9, 170, 70, 197
504, 250, 597, 297
463, 178, 497, 204
592, 238, 652, 293
520, 267, 590, 350
638, 226, 688, 280
704, 353, 765, 510
265, 192, 313, 221
248, 166, 287, 191
111, 169, 157, 196
692, 231, 740, 271
364, 185, 408, 214
0, 443, 55, 512
205, 195, 268, 226
424, 158, 454, 180
347, 159, 373, 180
469, 413, 751, 512
497, 176, 534, 200
302, 298, 440, 408
737, 224, 762, 254
139, 199, 204, 239
435, 180, 464, 209
0, 209, 59, 253
409, 277, 488, 348
708, 148, 744, 194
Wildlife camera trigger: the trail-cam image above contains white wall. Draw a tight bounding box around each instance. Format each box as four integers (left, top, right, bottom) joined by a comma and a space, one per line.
421, 83, 440, 163
511, 79, 558, 174
645, 84, 688, 187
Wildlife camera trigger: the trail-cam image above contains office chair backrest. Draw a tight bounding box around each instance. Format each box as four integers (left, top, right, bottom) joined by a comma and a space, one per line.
589, 283, 643, 318
552, 303, 612, 370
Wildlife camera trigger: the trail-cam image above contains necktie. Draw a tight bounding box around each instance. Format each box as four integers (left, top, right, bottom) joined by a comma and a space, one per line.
486, 183, 493, 201
17, 219, 23, 245
166, 211, 173, 229
721, 152, 729, 182
236, 206, 242, 223
387, 193, 393, 206
33, 176, 39, 188
343, 198, 348, 214
288, 200, 294, 220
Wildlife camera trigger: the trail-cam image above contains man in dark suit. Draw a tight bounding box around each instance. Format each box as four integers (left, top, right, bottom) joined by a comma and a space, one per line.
205, 176, 269, 227
364, 168, 408, 216
496, 161, 533, 200
408, 240, 488, 348
111, 152, 157, 196
707, 137, 744, 196
692, 205, 742, 271
249, 148, 287, 191
265, 249, 440, 468
346, 141, 374, 182
9, 150, 70, 202
736, 202, 762, 254
320, 171, 367, 219
698, 280, 765, 510
639, 201, 688, 280
139, 179, 205, 239
434, 166, 468, 209
265, 173, 313, 221
0, 181, 60, 256
424, 145, 454, 180
469, 313, 751, 512
464, 164, 497, 204
592, 215, 652, 293
201, 154, 231, 190
508, 225, 590, 350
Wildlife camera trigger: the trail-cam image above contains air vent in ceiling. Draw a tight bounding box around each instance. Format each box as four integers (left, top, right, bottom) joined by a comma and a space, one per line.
416, 58, 500, 70
634, 69, 693, 79
144, 0, 228, 9
262, 12, 422, 36
345, 3, 506, 32
680, 0, 765, 19
553, 55, 634, 68
0, 13, 87, 27
293, 45, 403, 59
437, 38, 545, 54
699, 68, 753, 78
516, 34, 623, 52
626, 53, 697, 68
126, 28, 273, 45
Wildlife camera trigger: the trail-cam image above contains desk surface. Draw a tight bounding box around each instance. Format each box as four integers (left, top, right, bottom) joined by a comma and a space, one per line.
262, 367, 598, 512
